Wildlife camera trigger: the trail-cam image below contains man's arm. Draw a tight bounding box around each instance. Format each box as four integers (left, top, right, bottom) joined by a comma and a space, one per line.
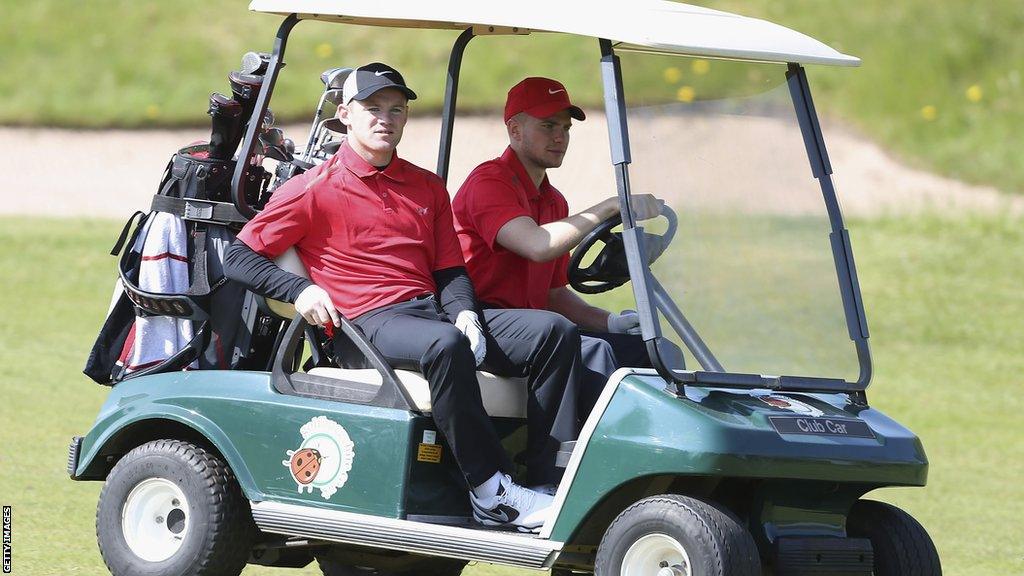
432, 266, 477, 319
495, 194, 663, 263
224, 239, 312, 303
546, 286, 610, 331
224, 239, 340, 327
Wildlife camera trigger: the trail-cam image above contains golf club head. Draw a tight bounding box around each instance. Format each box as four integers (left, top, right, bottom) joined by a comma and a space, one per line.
264, 145, 291, 163
240, 51, 271, 75
324, 88, 345, 106
228, 71, 265, 149
322, 117, 346, 134
208, 93, 242, 117
320, 67, 352, 90
207, 93, 243, 161
259, 127, 285, 148
228, 71, 264, 103
283, 138, 295, 156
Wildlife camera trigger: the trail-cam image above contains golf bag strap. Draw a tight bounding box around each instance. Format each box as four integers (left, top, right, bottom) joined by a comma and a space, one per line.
151, 195, 248, 225
110, 211, 147, 256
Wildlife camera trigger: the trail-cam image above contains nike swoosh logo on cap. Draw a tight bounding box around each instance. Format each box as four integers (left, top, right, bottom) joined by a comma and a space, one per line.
375, 70, 392, 76
548, 88, 565, 94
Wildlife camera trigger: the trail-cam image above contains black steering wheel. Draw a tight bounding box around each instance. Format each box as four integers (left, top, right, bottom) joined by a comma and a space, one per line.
568, 204, 677, 294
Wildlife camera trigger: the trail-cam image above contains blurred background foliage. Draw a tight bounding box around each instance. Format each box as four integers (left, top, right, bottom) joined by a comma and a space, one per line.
1, 0, 1021, 192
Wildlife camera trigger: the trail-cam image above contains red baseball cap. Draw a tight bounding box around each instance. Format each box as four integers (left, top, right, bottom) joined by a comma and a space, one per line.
504, 77, 586, 123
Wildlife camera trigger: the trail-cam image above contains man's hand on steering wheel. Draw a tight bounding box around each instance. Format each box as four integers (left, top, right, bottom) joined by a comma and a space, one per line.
631, 194, 665, 221
568, 202, 678, 294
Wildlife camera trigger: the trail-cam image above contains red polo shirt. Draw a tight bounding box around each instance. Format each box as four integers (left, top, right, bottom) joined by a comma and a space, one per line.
237, 141, 465, 319
453, 147, 569, 310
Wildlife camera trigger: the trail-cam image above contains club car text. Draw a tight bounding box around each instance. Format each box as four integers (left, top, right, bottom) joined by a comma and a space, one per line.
769, 416, 875, 439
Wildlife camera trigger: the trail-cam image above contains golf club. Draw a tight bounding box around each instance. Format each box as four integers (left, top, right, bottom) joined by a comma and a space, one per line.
303, 67, 352, 159
207, 93, 243, 160
240, 51, 271, 75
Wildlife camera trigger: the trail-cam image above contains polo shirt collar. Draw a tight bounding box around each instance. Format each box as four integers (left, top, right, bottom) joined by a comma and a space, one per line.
338, 140, 405, 182
500, 146, 554, 200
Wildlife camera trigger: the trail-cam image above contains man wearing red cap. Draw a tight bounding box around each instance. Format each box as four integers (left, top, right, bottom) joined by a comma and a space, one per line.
225, 64, 584, 532
453, 77, 663, 417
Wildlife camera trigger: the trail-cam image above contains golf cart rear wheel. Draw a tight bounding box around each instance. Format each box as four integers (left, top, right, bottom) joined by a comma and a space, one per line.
96, 439, 256, 576
847, 499, 942, 575
595, 494, 760, 576
317, 558, 466, 576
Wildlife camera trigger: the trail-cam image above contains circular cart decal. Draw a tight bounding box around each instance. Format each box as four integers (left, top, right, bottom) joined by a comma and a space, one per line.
755, 394, 824, 417
282, 416, 355, 499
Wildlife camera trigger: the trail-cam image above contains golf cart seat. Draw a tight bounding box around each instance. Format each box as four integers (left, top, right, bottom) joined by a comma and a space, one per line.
268, 248, 528, 418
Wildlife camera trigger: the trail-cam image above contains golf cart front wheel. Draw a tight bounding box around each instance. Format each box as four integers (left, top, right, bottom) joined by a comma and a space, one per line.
846, 499, 942, 575
595, 494, 760, 576
96, 439, 256, 576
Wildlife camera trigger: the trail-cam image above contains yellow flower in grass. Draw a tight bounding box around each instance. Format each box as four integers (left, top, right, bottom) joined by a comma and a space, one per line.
676, 86, 696, 103
316, 43, 333, 59
965, 84, 983, 103
920, 105, 937, 121
662, 66, 682, 84
691, 59, 710, 75
145, 104, 160, 119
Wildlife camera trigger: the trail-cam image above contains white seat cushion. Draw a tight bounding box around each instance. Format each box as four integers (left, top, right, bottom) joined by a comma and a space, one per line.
307, 367, 527, 418
265, 248, 309, 319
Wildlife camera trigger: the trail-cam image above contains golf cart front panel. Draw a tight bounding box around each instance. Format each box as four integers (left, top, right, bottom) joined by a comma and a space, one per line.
547, 371, 927, 543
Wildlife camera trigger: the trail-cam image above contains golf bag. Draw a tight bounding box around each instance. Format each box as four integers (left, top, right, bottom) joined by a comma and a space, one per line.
84, 144, 271, 384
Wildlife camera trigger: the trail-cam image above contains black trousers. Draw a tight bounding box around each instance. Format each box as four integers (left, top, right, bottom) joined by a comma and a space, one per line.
350, 297, 583, 487
578, 331, 652, 420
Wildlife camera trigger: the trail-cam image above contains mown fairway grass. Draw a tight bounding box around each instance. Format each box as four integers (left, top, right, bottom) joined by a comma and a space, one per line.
0, 213, 1021, 575
4, 1, 1022, 193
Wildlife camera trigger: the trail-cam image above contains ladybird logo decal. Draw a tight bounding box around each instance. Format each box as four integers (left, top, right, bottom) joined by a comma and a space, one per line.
282, 416, 355, 499
756, 394, 824, 417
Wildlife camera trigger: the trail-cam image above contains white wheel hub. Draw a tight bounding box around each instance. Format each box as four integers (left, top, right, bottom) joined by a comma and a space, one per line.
121, 478, 190, 562
622, 533, 692, 576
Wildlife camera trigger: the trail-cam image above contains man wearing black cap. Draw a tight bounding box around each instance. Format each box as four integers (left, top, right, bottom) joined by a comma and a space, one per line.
225, 64, 585, 532
453, 77, 663, 421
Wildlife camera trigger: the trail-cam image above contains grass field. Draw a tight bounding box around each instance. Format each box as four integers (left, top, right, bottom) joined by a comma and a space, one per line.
0, 213, 1021, 575
3, 1, 1023, 193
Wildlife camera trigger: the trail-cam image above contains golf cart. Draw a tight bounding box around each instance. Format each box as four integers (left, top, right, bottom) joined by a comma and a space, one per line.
69, 1, 942, 575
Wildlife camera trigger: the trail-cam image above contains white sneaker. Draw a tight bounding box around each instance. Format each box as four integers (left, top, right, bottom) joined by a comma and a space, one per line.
528, 483, 558, 496
469, 474, 553, 532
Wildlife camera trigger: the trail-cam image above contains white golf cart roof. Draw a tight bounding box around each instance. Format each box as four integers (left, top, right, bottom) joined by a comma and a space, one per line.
248, 0, 859, 67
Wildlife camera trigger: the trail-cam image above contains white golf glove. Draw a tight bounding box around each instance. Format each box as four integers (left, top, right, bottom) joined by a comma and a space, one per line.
455, 310, 487, 366
607, 309, 642, 335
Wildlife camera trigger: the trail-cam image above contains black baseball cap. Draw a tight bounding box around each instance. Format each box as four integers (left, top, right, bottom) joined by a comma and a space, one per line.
341, 62, 417, 105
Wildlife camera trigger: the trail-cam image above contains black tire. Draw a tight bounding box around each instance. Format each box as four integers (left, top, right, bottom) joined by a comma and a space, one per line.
847, 499, 941, 575
318, 557, 466, 576
96, 439, 256, 576
595, 494, 760, 576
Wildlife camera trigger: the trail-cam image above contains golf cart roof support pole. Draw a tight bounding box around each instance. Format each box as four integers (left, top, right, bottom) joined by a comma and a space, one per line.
231, 14, 300, 220
599, 38, 682, 386
436, 28, 475, 183
650, 276, 724, 372
786, 63, 873, 389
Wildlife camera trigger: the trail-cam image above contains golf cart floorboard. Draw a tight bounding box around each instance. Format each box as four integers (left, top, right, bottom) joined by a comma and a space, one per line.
251, 501, 561, 569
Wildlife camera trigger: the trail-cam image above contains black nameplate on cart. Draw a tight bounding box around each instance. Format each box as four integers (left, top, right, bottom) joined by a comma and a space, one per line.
770, 417, 875, 439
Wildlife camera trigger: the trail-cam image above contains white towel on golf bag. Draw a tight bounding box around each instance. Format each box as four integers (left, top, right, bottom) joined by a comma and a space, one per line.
125, 213, 196, 373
